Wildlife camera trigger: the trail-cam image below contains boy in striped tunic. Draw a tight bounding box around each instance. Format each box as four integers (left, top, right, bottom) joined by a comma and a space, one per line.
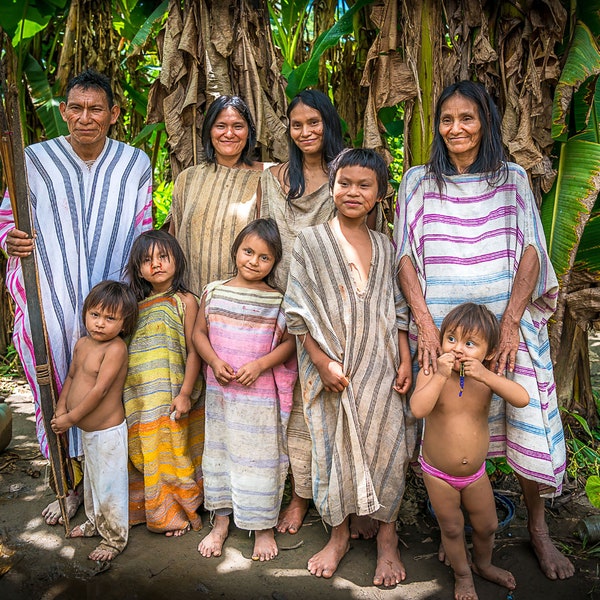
284, 148, 415, 587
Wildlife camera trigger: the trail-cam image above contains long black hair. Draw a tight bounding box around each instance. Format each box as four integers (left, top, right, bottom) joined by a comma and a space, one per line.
284, 89, 344, 202
125, 230, 190, 300
428, 80, 507, 191
202, 95, 257, 166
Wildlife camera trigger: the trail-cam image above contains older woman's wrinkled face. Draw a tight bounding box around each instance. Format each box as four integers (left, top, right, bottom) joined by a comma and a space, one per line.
439, 93, 482, 171
210, 107, 249, 164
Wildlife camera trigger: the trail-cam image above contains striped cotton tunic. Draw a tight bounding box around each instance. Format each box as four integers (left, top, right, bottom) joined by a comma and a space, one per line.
284, 223, 416, 526
202, 282, 296, 530
170, 163, 264, 296
394, 163, 566, 496
124, 292, 204, 532
0, 136, 152, 458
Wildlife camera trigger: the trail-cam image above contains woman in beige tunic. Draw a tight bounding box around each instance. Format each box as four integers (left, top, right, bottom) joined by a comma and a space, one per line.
170, 95, 266, 296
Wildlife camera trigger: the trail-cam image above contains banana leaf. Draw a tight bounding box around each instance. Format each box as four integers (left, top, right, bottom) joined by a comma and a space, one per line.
541, 138, 600, 287
286, 0, 373, 99
575, 206, 600, 272
551, 22, 600, 141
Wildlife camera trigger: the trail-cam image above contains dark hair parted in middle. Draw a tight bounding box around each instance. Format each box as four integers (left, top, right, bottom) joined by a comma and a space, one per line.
328, 147, 389, 201
428, 80, 507, 191
125, 230, 190, 301
202, 95, 257, 166
230, 218, 283, 279
285, 89, 344, 202
83, 280, 139, 338
439, 302, 500, 357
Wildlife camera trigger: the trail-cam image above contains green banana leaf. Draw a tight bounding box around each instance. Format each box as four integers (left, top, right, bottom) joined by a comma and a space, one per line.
541, 138, 600, 286
286, 0, 373, 99
572, 76, 599, 140
23, 54, 68, 139
575, 204, 600, 272
0, 0, 66, 45
129, 0, 169, 50
552, 22, 600, 141
268, 0, 313, 73
577, 0, 600, 38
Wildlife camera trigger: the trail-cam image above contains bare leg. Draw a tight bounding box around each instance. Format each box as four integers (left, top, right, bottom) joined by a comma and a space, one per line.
277, 475, 309, 534
373, 521, 406, 587
307, 516, 350, 578
350, 514, 379, 539
463, 476, 516, 592
252, 529, 278, 561
42, 486, 83, 525
198, 514, 229, 558
423, 472, 477, 600
516, 474, 574, 580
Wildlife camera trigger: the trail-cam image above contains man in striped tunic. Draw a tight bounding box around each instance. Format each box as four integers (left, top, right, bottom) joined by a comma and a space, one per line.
0, 69, 152, 525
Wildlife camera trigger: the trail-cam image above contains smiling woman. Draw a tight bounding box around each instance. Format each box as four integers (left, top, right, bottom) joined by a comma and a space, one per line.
169, 95, 266, 296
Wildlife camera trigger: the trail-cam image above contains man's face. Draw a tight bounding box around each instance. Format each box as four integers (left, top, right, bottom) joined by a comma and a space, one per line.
59, 85, 119, 151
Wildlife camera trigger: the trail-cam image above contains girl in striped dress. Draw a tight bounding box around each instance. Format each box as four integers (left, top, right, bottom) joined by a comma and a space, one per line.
124, 230, 204, 536
193, 218, 297, 562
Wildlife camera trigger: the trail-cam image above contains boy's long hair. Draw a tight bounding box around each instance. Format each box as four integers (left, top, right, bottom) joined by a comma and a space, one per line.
230, 218, 282, 285
125, 230, 190, 301
83, 280, 138, 337
439, 302, 500, 356
328, 147, 389, 200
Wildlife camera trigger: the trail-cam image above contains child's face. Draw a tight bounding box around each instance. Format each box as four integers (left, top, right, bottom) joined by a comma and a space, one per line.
333, 165, 380, 221
139, 245, 175, 293
441, 326, 492, 371
235, 233, 275, 283
85, 304, 125, 342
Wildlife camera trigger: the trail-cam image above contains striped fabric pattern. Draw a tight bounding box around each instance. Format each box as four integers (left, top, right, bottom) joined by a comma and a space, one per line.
170, 163, 263, 296
394, 163, 566, 496
0, 136, 152, 458
284, 224, 416, 526
202, 282, 296, 530
124, 292, 204, 532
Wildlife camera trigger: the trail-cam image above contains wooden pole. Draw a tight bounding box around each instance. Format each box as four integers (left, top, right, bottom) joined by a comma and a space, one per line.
0, 82, 71, 536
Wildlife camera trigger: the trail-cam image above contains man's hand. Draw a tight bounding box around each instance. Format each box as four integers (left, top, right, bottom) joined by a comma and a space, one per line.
6, 228, 34, 257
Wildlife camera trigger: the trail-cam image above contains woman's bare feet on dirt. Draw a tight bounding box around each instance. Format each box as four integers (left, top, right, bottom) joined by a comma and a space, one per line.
89, 545, 119, 561
198, 515, 229, 557
307, 523, 350, 578
350, 514, 379, 539
276, 494, 309, 534
472, 562, 516, 590
165, 523, 191, 537
454, 571, 478, 600
530, 531, 574, 580
252, 529, 278, 561
42, 489, 83, 525
373, 522, 406, 587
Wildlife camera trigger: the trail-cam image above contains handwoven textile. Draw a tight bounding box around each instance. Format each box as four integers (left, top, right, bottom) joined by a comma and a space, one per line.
124, 292, 204, 532
284, 223, 415, 526
202, 282, 297, 530
394, 163, 565, 496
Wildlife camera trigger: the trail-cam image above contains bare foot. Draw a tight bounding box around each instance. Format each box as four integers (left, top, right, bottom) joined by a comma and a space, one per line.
307, 523, 350, 578
472, 562, 516, 590
350, 514, 379, 539
198, 515, 229, 557
88, 545, 119, 561
276, 495, 309, 534
42, 488, 83, 525
454, 571, 478, 600
530, 530, 574, 580
68, 524, 85, 538
373, 522, 406, 587
165, 523, 190, 537
252, 529, 278, 561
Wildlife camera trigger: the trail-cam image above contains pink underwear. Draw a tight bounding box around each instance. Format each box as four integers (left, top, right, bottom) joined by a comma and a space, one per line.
419, 455, 486, 491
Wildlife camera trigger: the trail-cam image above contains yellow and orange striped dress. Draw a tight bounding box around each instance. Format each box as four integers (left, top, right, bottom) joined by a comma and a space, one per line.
124, 292, 204, 532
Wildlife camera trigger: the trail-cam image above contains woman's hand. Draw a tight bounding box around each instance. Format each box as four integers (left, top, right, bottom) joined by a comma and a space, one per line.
210, 359, 235, 386
494, 319, 521, 375
417, 315, 441, 375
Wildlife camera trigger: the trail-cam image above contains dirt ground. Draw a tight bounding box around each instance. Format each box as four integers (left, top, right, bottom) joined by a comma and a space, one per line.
0, 374, 599, 599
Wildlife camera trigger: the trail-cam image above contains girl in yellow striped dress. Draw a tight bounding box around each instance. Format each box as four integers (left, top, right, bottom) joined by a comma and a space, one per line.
124, 230, 203, 536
